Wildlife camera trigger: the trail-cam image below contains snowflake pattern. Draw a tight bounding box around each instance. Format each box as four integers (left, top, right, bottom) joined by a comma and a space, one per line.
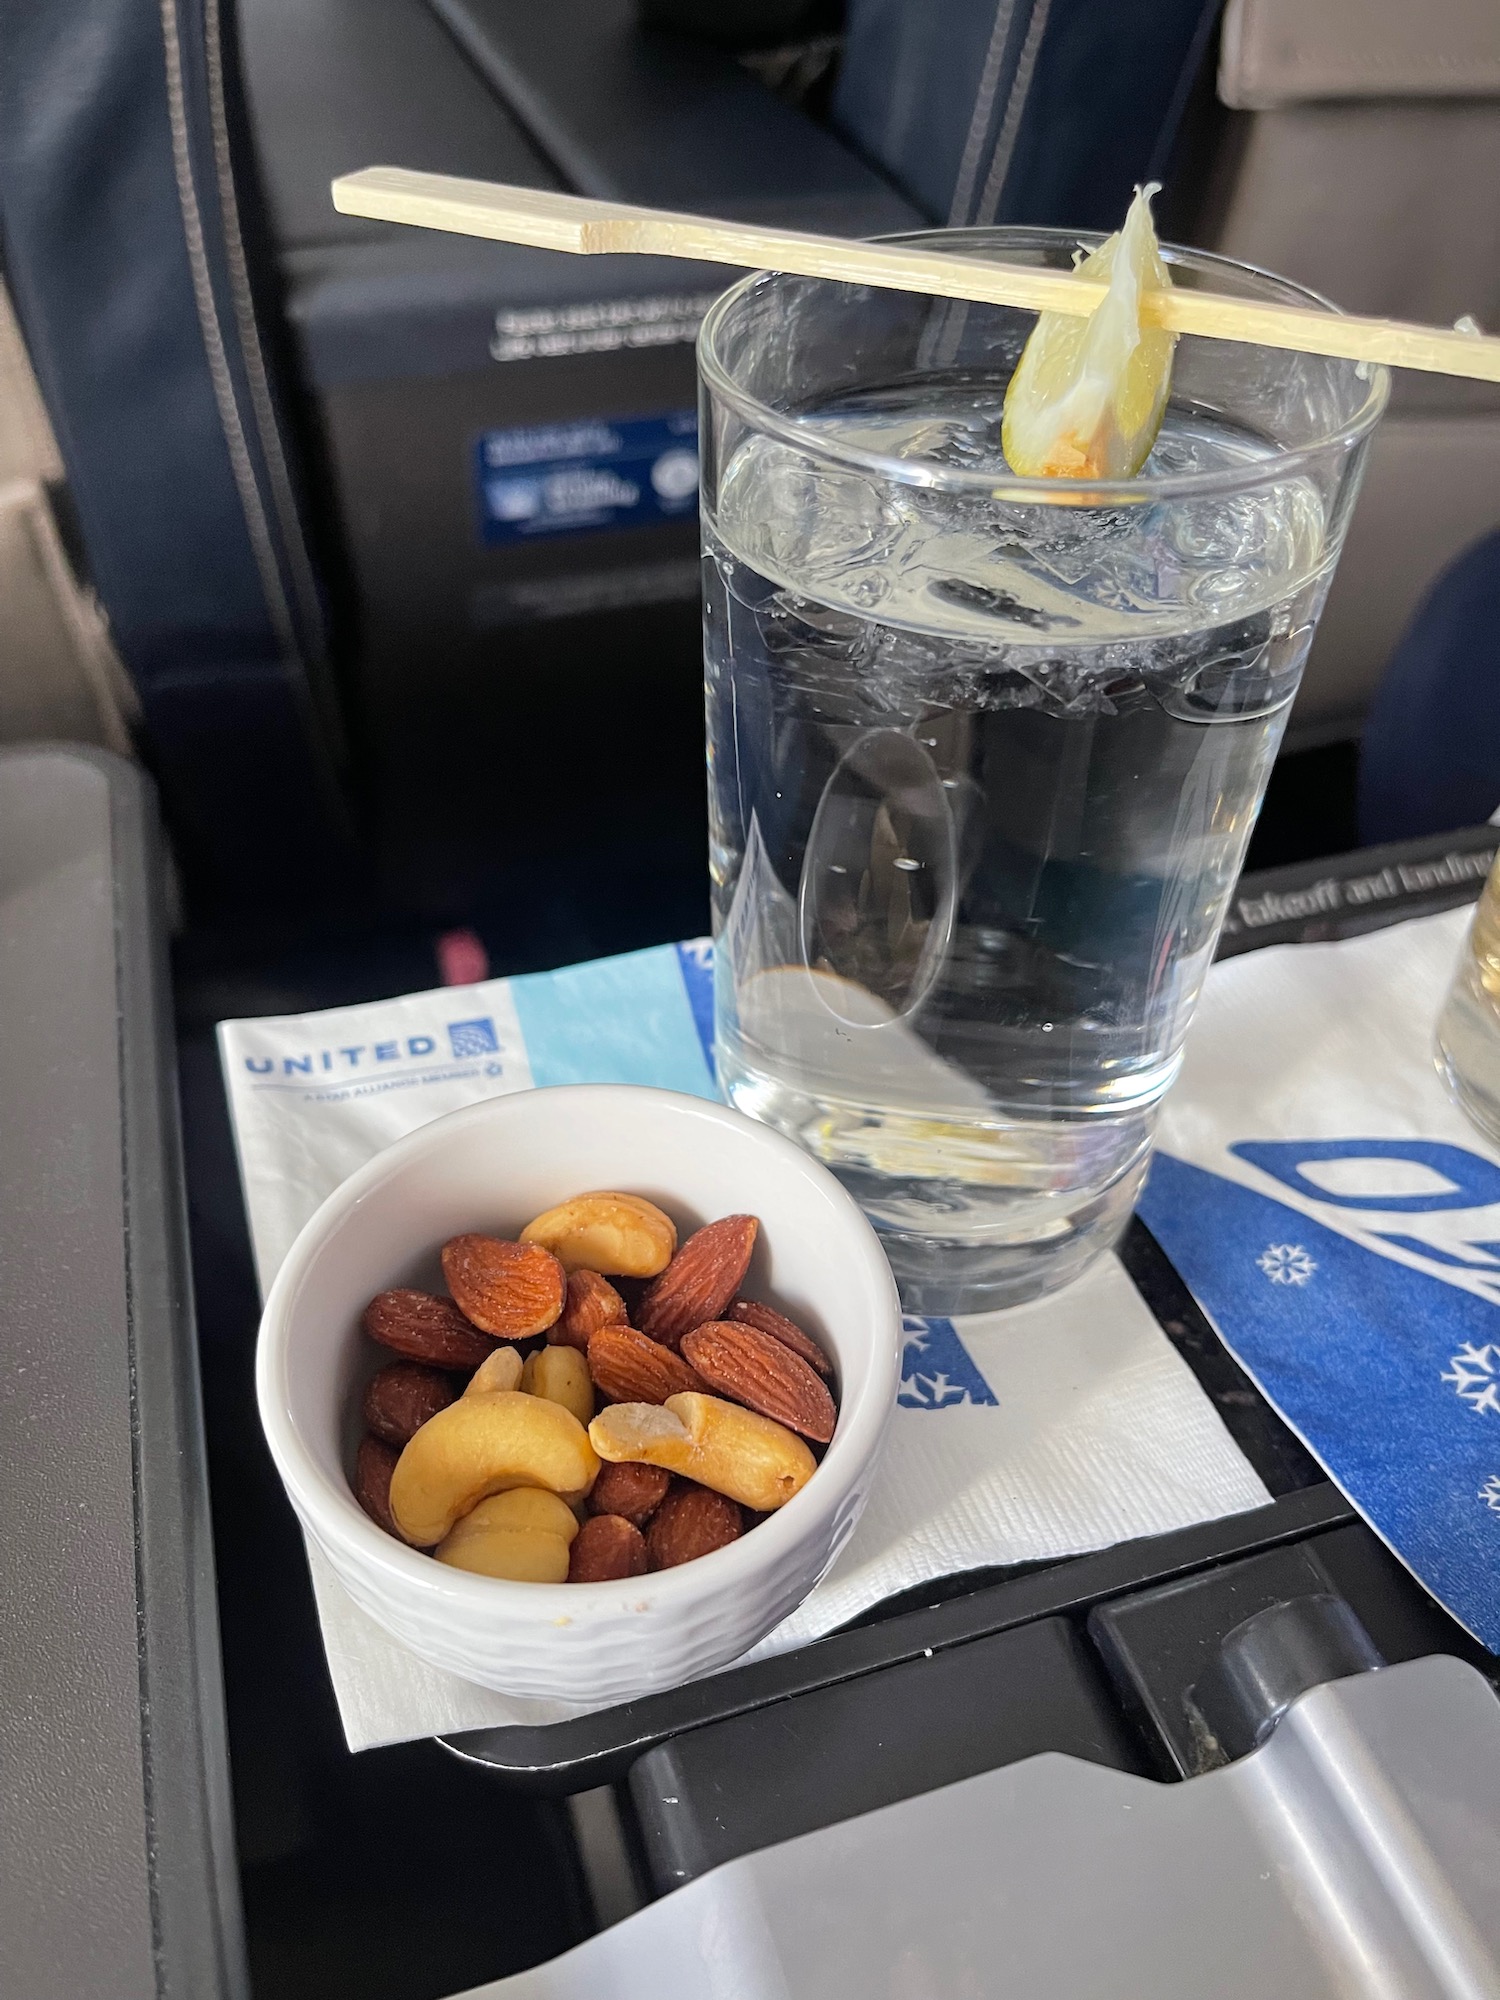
898, 1317, 997, 1410
1479, 1475, 1500, 1514
1442, 1342, 1500, 1416
903, 1369, 970, 1408
1257, 1243, 1317, 1286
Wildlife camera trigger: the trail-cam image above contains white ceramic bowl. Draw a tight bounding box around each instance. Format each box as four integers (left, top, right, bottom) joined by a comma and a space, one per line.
256, 1084, 901, 1705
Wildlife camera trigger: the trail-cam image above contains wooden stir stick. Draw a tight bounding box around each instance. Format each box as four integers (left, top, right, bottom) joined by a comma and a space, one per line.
332, 167, 1500, 386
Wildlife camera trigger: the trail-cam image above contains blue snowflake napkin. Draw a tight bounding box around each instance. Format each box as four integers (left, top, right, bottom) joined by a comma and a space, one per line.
1139, 905, 1500, 1652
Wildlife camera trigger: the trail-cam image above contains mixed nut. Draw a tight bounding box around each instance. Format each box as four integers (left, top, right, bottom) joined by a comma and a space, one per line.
350, 1192, 837, 1582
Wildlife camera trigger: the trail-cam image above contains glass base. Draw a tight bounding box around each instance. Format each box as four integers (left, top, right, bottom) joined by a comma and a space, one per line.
1436, 957, 1500, 1149
1436, 1039, 1500, 1152
721, 1052, 1156, 1316
837, 1154, 1149, 1316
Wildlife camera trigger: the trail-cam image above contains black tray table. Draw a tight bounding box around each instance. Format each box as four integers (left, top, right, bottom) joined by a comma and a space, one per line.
438, 822, 1500, 1793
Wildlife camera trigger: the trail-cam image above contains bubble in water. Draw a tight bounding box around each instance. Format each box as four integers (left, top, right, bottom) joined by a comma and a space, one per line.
711, 397, 1326, 653
928, 578, 1079, 630
723, 448, 898, 593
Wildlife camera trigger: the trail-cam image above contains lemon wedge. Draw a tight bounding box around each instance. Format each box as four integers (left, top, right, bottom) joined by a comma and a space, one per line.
1001, 184, 1176, 481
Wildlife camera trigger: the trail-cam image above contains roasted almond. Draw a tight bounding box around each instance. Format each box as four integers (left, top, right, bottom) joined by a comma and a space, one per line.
363, 1361, 457, 1446
354, 1433, 400, 1535
637, 1215, 759, 1347
441, 1234, 566, 1338
647, 1482, 743, 1570
587, 1323, 706, 1405
363, 1288, 496, 1370
586, 1459, 671, 1528
550, 1269, 629, 1350
681, 1321, 837, 1443
728, 1298, 834, 1378
568, 1513, 648, 1582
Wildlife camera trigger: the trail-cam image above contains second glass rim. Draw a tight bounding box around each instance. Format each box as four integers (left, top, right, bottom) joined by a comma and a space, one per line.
697, 225, 1391, 505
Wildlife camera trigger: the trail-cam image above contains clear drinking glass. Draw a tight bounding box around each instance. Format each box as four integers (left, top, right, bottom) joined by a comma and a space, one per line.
1436, 854, 1500, 1144
698, 229, 1386, 1314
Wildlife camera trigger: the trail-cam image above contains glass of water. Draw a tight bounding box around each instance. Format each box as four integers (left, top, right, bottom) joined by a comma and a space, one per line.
1436, 853, 1500, 1145
698, 229, 1385, 1314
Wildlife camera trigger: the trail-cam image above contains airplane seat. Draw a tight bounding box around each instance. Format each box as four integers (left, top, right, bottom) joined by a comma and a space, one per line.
1358, 530, 1500, 843
1195, 0, 1500, 749
5, 0, 913, 924
0, 0, 352, 907
0, 279, 139, 756
830, 0, 1500, 755
234, 0, 922, 923
829, 0, 1221, 234
10, 0, 1497, 919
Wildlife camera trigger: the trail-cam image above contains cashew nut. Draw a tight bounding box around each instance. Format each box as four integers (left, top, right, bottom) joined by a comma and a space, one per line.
588, 1391, 814, 1512
434, 1487, 579, 1581
519, 1191, 677, 1276
521, 1343, 594, 1427
464, 1346, 524, 1396
389, 1389, 599, 1546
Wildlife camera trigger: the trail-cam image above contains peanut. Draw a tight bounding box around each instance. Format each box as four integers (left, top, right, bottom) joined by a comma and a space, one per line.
389, 1390, 599, 1546
588, 1392, 814, 1513
520, 1192, 677, 1277
463, 1346, 524, 1396
435, 1488, 579, 1582
521, 1344, 595, 1427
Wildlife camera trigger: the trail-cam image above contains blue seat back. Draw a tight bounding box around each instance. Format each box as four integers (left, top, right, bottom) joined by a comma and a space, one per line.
0, 0, 349, 899
1360, 532, 1500, 843
832, 0, 1221, 229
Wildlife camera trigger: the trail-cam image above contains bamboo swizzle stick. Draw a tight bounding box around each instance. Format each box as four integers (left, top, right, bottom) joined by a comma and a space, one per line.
332, 168, 1500, 387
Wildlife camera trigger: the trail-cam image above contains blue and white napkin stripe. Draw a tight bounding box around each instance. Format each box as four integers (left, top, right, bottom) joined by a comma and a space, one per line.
900, 1316, 999, 1409
506, 941, 717, 1097
673, 939, 717, 1080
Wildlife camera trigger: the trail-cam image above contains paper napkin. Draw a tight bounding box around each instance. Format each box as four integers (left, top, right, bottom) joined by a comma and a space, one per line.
220, 941, 1269, 1748
1139, 905, 1500, 1651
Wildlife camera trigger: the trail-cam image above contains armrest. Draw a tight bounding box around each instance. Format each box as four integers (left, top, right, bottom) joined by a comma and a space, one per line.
0, 748, 246, 2000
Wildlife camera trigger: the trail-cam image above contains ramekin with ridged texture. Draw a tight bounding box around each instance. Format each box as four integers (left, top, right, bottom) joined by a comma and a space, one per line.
256, 1084, 901, 1704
